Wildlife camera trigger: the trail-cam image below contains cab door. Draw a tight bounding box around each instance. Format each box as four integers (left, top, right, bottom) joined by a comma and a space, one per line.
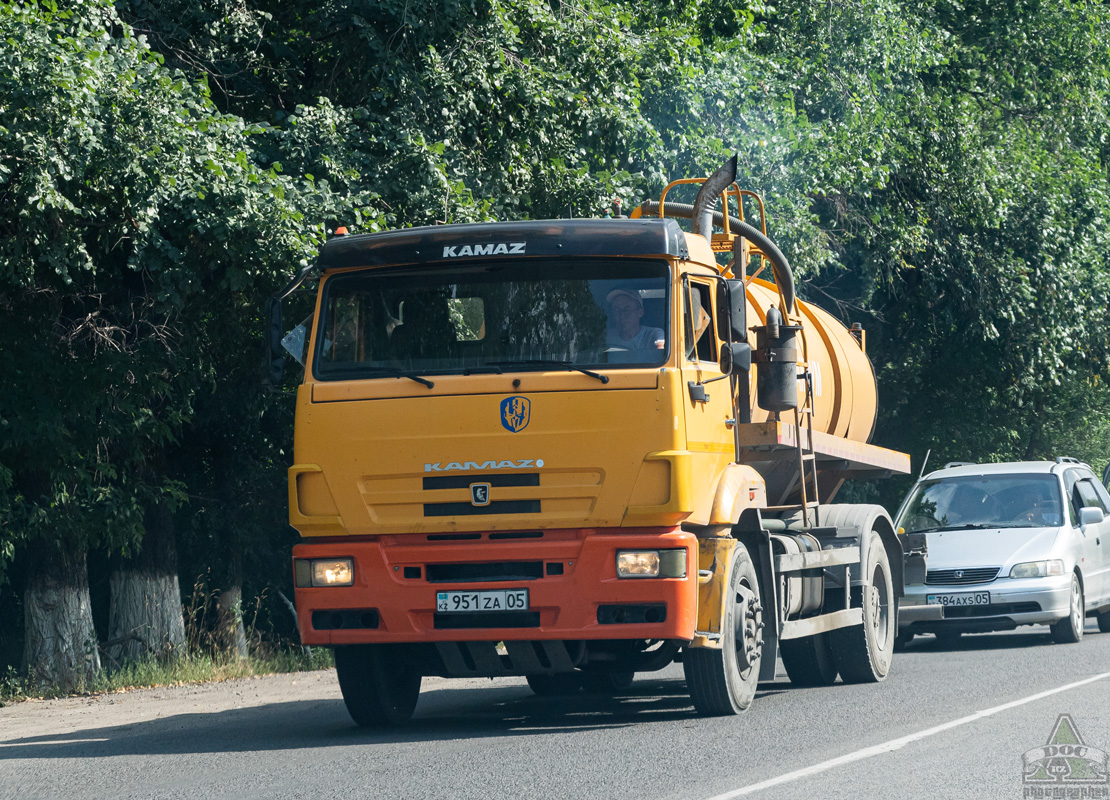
679, 277, 735, 524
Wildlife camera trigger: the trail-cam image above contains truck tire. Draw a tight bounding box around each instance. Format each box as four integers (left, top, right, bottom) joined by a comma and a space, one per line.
579, 670, 635, 694
526, 673, 581, 696
1051, 574, 1085, 644
831, 530, 895, 683
683, 542, 763, 715
780, 633, 838, 687
334, 645, 422, 727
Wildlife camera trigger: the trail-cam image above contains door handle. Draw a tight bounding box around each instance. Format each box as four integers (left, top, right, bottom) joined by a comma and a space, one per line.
687, 381, 709, 404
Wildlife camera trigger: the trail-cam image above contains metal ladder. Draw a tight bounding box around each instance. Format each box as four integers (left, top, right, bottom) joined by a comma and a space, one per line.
792, 368, 821, 529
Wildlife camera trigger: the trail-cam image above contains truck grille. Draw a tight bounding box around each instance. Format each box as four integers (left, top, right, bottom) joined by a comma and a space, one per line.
925, 567, 1000, 585
425, 561, 544, 583
358, 468, 601, 527
424, 500, 540, 516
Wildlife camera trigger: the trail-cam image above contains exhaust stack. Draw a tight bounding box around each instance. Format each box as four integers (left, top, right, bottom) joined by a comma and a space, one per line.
691, 155, 739, 243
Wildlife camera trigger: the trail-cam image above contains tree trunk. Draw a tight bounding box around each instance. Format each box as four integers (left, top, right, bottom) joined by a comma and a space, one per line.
22, 542, 101, 691
106, 502, 186, 665
216, 584, 249, 659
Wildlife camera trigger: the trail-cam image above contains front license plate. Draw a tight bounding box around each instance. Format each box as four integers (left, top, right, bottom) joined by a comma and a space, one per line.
926, 591, 991, 606
436, 589, 529, 613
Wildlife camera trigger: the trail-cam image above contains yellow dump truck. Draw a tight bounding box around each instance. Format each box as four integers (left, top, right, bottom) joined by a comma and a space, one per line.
268, 156, 920, 726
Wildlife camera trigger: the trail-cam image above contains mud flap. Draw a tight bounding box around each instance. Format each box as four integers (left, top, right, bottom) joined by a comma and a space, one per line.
691, 537, 737, 649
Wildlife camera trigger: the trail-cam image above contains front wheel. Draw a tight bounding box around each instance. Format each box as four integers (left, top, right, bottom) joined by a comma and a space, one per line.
334, 645, 422, 727
683, 542, 763, 715
832, 531, 895, 682
1051, 574, 1085, 644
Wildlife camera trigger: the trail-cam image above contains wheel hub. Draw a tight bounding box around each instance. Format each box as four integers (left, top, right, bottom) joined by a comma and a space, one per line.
868, 584, 881, 630
737, 587, 764, 671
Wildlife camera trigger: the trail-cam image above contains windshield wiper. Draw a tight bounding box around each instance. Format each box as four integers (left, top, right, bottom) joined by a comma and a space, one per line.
360, 367, 435, 389
915, 523, 996, 533
487, 360, 609, 384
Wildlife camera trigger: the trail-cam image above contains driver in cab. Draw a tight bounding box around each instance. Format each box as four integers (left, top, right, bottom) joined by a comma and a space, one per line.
606, 289, 664, 357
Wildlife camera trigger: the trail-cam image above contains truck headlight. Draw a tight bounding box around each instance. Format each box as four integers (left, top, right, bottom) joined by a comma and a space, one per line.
618, 551, 660, 577
1009, 559, 1064, 579
616, 549, 686, 579
294, 558, 354, 587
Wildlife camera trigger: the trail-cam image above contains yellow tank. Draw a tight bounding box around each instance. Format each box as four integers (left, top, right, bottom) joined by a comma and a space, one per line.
744, 276, 877, 443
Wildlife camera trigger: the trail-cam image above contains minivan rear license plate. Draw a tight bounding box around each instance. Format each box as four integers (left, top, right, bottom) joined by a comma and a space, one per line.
926, 592, 990, 606
436, 589, 529, 613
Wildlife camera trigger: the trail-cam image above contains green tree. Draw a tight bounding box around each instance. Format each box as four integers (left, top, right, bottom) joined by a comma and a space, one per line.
0, 0, 375, 686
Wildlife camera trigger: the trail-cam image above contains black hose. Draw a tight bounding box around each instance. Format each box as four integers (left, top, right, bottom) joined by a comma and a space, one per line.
638, 199, 796, 314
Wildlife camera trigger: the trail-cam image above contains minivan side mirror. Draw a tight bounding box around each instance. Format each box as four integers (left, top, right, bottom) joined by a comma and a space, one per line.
1079, 506, 1104, 528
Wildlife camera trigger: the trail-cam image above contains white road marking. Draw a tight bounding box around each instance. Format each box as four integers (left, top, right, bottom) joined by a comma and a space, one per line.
705, 670, 1110, 799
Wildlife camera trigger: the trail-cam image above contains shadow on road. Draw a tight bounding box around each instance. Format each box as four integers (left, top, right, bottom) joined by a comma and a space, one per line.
897, 624, 1104, 653
0, 676, 786, 759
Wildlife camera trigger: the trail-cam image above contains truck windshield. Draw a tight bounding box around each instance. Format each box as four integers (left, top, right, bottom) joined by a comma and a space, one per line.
897, 474, 1063, 532
313, 258, 670, 379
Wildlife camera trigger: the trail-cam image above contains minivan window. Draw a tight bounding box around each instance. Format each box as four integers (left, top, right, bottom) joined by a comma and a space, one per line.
897, 474, 1064, 532
1076, 479, 1106, 513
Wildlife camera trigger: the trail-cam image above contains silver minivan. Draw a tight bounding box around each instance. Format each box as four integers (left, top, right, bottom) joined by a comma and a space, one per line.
894, 459, 1110, 644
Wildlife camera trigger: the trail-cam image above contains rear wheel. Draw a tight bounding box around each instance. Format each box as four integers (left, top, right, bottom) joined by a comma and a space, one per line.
526, 673, 581, 697
683, 542, 763, 715
780, 633, 838, 687
334, 645, 422, 727
1051, 574, 1085, 644
832, 531, 895, 682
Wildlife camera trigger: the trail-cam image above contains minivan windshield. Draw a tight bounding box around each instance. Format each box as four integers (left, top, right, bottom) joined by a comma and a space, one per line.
897, 474, 1064, 532
313, 258, 670, 380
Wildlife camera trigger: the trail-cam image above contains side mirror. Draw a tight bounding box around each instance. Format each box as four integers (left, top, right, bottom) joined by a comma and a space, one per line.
265, 297, 285, 386
1079, 506, 1104, 528
726, 279, 747, 341
719, 342, 752, 376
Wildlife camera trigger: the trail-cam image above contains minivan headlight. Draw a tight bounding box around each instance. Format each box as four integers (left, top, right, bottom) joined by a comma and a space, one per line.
1009, 559, 1064, 579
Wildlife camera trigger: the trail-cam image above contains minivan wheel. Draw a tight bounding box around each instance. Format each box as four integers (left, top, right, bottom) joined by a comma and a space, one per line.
1051, 574, 1084, 644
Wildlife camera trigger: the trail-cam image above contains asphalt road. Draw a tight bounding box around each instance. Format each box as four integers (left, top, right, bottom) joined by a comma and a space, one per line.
3, 623, 1109, 800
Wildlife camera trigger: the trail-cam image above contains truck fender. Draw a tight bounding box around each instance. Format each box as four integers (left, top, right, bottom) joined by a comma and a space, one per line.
811, 504, 904, 599
706, 464, 767, 526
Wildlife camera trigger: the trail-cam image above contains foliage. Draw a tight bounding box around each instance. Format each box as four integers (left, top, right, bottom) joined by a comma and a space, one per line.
5, 0, 1110, 683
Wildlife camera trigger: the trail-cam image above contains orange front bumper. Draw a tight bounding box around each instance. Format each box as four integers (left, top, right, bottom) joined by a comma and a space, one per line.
293, 527, 697, 646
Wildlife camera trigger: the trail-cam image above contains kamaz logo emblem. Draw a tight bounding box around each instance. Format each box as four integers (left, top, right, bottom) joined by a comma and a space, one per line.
442, 242, 526, 258
470, 483, 491, 507
424, 459, 545, 473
